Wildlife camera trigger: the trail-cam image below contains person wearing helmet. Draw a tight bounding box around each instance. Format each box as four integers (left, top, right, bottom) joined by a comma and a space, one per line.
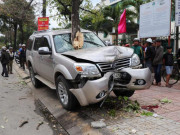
132, 38, 144, 65
1, 46, 9, 77
8, 47, 14, 74
20, 44, 26, 70
145, 38, 155, 72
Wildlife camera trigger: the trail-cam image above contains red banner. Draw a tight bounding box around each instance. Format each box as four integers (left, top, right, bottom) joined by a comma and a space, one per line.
38, 17, 49, 31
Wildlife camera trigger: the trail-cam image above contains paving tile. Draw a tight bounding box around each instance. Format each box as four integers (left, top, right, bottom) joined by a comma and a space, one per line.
154, 107, 171, 114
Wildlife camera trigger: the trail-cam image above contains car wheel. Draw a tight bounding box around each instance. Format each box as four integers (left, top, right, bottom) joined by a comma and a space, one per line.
113, 90, 135, 97
29, 66, 41, 88
56, 75, 79, 110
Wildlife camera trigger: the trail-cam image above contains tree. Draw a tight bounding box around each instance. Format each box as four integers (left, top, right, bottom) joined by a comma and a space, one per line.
103, 3, 136, 45
48, 0, 92, 47
0, 0, 36, 49
121, 0, 151, 23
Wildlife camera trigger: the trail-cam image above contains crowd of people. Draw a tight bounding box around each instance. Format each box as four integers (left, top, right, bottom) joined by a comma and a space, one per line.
0, 44, 26, 77
129, 38, 180, 88
1, 39, 180, 88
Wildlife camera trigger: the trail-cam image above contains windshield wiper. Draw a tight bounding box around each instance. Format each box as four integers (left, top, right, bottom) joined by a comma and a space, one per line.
84, 41, 104, 47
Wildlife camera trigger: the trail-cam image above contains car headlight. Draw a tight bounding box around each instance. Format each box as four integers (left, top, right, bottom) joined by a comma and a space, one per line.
74, 63, 101, 78
130, 54, 140, 67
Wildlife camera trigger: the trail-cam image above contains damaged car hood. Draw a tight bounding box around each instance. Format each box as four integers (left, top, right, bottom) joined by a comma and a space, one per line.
62, 46, 134, 63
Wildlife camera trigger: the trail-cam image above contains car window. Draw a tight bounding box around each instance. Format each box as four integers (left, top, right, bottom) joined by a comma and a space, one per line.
53, 32, 106, 53
33, 37, 42, 51
27, 36, 34, 50
39, 36, 51, 50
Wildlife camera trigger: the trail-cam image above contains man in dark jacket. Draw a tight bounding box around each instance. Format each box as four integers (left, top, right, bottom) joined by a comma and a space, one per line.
153, 39, 164, 86
20, 44, 26, 70
145, 38, 156, 72
1, 46, 9, 77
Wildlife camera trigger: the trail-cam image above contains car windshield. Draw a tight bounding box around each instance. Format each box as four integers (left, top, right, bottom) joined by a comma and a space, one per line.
53, 32, 106, 53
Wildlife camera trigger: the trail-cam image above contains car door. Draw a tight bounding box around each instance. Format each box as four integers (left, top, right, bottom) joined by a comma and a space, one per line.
38, 36, 54, 82
32, 37, 42, 74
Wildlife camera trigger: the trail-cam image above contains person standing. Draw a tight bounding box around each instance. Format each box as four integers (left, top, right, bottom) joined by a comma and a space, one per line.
132, 38, 144, 65
20, 44, 26, 70
177, 48, 180, 68
18, 44, 22, 68
1, 46, 9, 77
145, 38, 155, 72
8, 47, 14, 74
153, 39, 164, 86
163, 46, 174, 88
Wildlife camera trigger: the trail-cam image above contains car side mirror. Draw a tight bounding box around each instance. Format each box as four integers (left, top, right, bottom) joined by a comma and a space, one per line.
38, 47, 52, 55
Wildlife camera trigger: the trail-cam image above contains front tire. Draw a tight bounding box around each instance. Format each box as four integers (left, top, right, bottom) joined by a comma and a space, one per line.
113, 90, 135, 97
56, 75, 79, 110
29, 66, 41, 88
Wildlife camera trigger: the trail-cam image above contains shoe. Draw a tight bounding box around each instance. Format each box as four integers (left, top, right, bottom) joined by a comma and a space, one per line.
166, 84, 172, 88
4, 76, 9, 77
158, 82, 161, 86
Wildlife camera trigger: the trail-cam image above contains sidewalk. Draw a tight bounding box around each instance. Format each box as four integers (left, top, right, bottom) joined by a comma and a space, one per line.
0, 65, 53, 135
130, 83, 180, 122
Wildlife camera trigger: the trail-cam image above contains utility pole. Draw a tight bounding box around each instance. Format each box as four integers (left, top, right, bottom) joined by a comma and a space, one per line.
42, 0, 46, 17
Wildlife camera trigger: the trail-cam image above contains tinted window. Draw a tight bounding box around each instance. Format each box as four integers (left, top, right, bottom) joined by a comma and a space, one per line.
33, 38, 42, 51
27, 37, 34, 50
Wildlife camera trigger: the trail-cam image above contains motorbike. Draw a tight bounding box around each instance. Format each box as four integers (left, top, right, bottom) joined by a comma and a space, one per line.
14, 52, 20, 64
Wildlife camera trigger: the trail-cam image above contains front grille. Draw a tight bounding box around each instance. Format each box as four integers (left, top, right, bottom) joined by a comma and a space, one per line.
97, 58, 130, 73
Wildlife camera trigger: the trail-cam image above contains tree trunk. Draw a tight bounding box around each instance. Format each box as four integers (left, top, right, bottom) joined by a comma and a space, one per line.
115, 29, 118, 45
176, 26, 179, 52
20, 23, 24, 44
42, 0, 46, 17
71, 0, 81, 42
13, 23, 17, 50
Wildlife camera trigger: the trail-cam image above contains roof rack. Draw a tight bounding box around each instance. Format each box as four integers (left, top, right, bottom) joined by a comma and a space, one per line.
33, 30, 51, 34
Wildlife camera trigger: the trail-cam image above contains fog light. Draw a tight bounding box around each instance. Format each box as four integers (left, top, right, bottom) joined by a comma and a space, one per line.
96, 91, 106, 99
137, 80, 144, 85
134, 79, 146, 85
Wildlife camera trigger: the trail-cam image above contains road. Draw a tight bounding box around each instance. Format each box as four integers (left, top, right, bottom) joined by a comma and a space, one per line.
0, 64, 54, 135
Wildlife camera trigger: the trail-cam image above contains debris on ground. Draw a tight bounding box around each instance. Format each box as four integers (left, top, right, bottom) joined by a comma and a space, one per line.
91, 120, 106, 128
159, 98, 172, 104
19, 120, 28, 127
36, 122, 44, 130
131, 129, 137, 134
152, 113, 159, 118
141, 111, 153, 116
3, 116, 8, 123
19, 97, 27, 100
141, 105, 159, 112
1, 125, 5, 129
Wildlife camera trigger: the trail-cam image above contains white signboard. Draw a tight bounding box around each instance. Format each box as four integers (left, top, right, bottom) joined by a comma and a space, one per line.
140, 0, 171, 38
175, 0, 180, 26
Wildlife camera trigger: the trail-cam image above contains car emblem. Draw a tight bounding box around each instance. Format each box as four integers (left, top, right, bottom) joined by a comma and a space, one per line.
111, 62, 116, 69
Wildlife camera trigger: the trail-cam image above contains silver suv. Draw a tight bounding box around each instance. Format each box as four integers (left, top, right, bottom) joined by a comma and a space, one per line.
26, 29, 153, 110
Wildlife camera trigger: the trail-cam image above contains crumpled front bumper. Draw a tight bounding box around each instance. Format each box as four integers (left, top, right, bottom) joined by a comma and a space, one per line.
70, 68, 153, 106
